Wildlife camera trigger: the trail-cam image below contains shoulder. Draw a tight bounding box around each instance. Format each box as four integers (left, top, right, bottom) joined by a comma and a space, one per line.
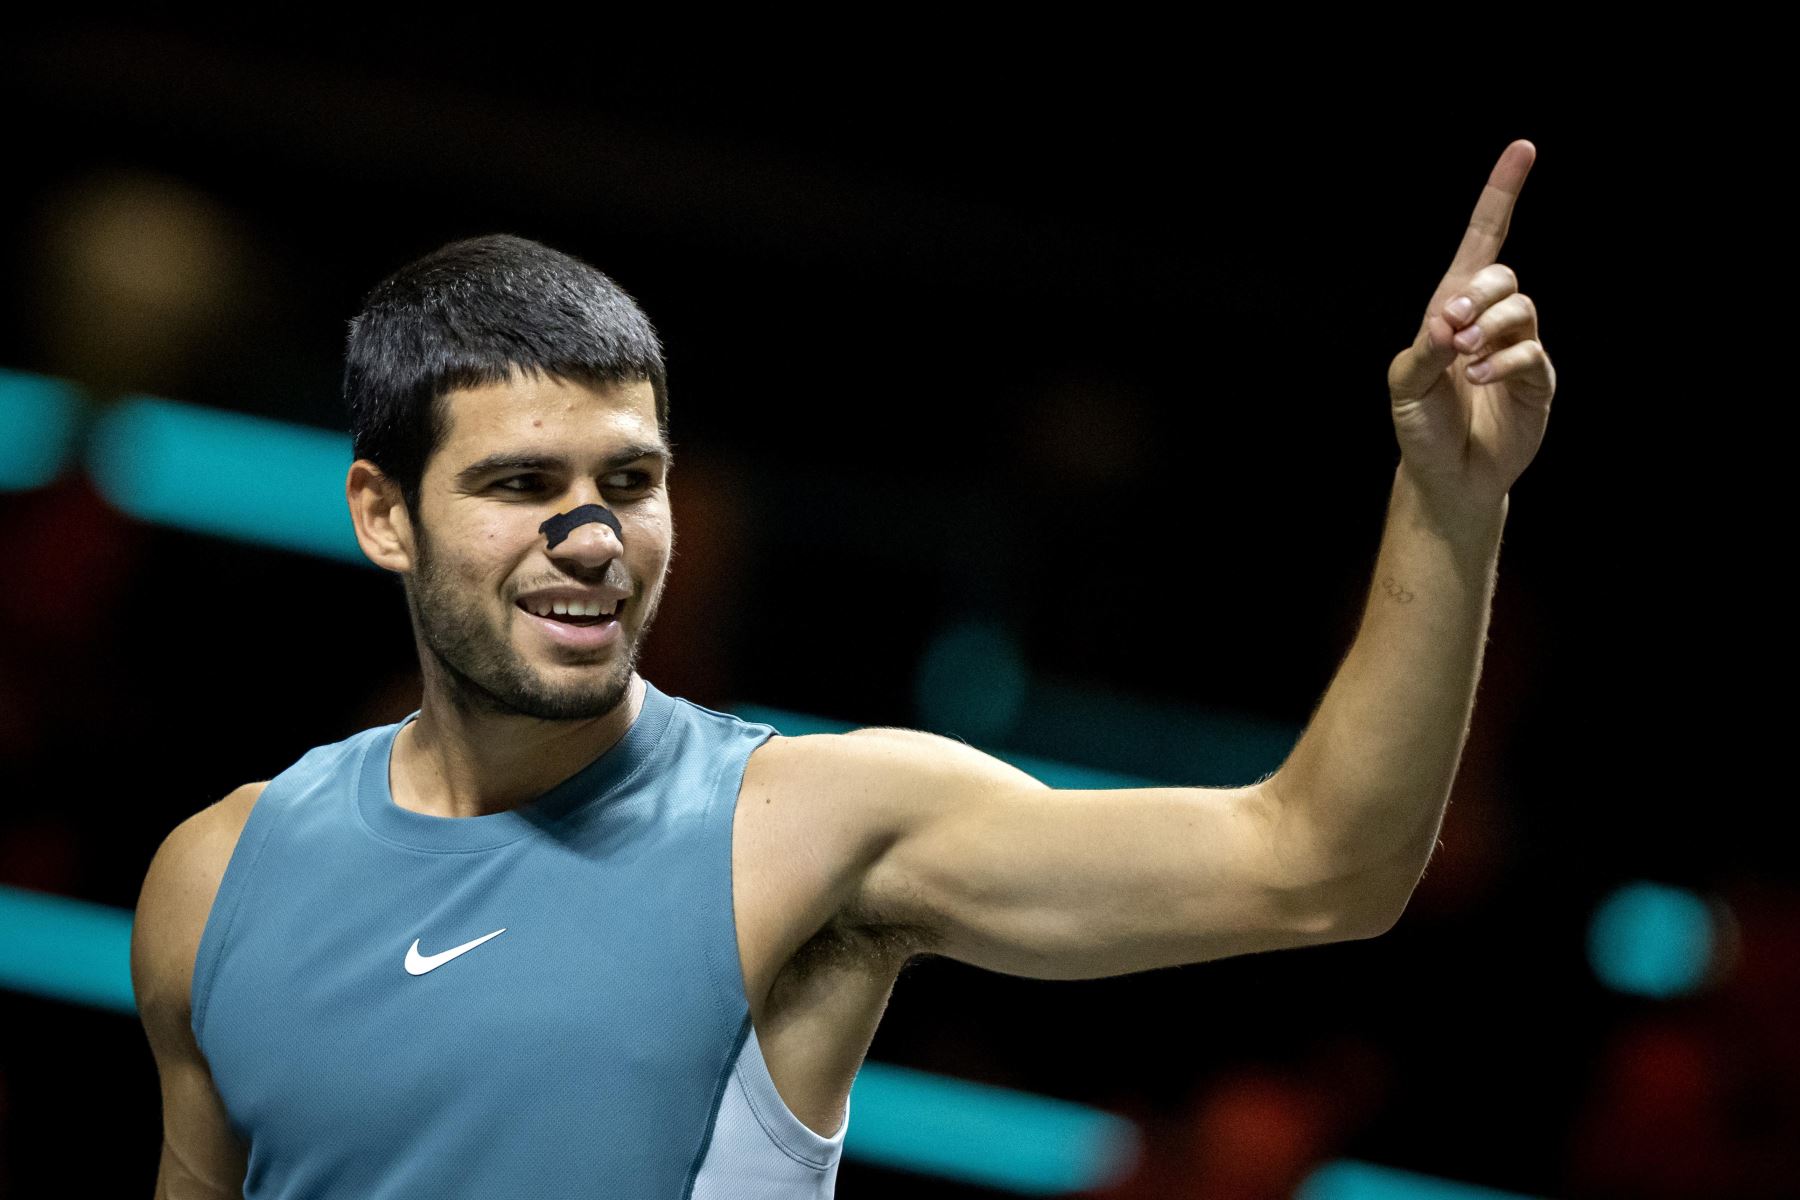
738, 727, 1043, 934
148, 782, 268, 898
131, 782, 268, 1034
745, 726, 1043, 826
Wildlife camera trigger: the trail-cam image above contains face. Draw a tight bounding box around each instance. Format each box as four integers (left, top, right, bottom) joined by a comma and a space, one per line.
402, 372, 673, 722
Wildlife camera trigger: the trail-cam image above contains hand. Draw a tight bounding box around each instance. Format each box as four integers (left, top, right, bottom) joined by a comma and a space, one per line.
1387, 139, 1557, 520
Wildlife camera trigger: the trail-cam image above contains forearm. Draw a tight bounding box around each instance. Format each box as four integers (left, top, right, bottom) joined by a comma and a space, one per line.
1269, 462, 1507, 918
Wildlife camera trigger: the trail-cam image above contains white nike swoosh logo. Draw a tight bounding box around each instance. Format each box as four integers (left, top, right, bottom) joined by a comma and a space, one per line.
404, 928, 507, 976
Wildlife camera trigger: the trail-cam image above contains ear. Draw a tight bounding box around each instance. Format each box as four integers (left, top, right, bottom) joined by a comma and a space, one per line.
346, 460, 415, 573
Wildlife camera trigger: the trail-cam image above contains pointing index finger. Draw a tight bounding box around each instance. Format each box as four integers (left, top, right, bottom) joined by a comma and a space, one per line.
1446, 139, 1536, 279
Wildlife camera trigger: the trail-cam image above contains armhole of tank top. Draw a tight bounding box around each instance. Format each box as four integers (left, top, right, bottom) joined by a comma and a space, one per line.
702, 722, 764, 1036
188, 778, 288, 1051
730, 1012, 851, 1168
698, 721, 849, 1164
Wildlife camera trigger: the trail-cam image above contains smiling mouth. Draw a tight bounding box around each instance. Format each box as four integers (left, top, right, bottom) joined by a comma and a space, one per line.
515, 599, 625, 628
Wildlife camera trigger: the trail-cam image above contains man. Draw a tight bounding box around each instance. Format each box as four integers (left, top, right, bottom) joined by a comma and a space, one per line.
131, 139, 1554, 1197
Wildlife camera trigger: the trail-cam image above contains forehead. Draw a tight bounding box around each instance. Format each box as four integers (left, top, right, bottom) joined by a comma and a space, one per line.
435, 372, 661, 464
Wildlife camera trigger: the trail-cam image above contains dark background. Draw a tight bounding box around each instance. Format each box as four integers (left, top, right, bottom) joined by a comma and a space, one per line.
0, 22, 1785, 1198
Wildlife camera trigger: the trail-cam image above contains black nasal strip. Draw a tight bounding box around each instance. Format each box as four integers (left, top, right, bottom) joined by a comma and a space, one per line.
538, 504, 623, 551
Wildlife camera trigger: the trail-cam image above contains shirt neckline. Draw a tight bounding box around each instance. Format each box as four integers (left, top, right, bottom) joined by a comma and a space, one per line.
355, 677, 676, 852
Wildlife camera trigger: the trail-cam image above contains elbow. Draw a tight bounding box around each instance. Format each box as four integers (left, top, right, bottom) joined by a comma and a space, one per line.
1320, 858, 1422, 941
1336, 900, 1405, 940
1340, 871, 1423, 939
1259, 782, 1427, 943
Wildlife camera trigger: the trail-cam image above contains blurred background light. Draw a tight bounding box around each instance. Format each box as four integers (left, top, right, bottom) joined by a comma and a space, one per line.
1587, 880, 1718, 998
844, 1058, 1140, 1194
85, 393, 366, 563
914, 618, 1031, 741
1297, 1159, 1550, 1200
0, 369, 87, 490
0, 884, 136, 1014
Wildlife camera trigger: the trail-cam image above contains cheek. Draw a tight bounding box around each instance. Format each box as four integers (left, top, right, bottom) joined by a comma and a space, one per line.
441, 514, 534, 588
627, 512, 673, 567
471, 510, 518, 544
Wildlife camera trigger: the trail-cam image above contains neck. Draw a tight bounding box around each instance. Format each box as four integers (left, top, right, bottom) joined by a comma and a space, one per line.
391, 672, 645, 818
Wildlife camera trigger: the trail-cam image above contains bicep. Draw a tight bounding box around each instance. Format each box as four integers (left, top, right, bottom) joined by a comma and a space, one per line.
841, 729, 1371, 980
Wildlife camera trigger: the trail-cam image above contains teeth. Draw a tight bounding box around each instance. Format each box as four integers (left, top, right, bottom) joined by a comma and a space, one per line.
522, 597, 620, 618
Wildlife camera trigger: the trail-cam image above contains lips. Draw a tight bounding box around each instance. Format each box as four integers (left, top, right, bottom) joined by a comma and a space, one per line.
514, 593, 624, 621
516, 599, 625, 650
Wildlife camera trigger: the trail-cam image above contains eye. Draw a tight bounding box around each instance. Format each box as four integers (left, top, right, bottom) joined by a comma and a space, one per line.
491, 471, 653, 496
604, 471, 654, 492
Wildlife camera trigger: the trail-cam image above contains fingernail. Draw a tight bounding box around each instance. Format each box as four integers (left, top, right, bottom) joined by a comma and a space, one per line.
1446, 297, 1474, 322
1454, 325, 1482, 351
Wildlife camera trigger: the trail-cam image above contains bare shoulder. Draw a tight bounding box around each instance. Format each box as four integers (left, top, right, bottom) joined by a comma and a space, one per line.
737, 727, 1038, 950
741, 727, 1011, 879
745, 725, 1042, 839
133, 783, 265, 1194
131, 782, 268, 1035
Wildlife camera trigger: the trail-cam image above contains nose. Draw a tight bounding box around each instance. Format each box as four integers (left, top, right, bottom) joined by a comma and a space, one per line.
540, 501, 624, 567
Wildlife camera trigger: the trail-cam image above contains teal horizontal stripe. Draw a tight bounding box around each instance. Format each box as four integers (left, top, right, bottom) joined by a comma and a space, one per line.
1020, 679, 1297, 789
846, 1059, 1140, 1193
732, 703, 1161, 790
0, 884, 136, 1014
1297, 1159, 1549, 1200
0, 369, 87, 491
86, 394, 366, 564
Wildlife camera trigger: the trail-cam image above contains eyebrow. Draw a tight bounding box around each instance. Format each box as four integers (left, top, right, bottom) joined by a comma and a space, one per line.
453, 442, 674, 489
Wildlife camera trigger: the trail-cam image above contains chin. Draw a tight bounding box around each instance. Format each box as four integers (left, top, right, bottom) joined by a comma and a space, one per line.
505, 684, 626, 722
529, 663, 632, 711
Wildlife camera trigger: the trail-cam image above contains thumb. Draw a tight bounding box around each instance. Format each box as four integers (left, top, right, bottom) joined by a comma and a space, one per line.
1388, 312, 1458, 401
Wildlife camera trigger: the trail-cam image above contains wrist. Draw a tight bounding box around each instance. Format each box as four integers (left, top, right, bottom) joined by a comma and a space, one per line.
1393, 462, 1508, 550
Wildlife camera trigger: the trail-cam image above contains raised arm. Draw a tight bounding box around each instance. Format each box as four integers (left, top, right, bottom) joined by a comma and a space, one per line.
1271, 138, 1554, 909
767, 142, 1556, 985
132, 784, 263, 1198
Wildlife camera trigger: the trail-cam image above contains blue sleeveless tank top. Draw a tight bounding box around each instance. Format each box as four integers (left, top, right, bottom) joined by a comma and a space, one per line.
190, 678, 849, 1198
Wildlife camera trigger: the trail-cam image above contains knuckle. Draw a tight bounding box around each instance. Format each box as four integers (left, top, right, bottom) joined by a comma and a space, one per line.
1470, 262, 1514, 298
1483, 293, 1532, 333
1480, 343, 1517, 370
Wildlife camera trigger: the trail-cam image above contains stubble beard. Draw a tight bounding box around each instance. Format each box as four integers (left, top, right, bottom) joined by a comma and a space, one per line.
406, 522, 659, 723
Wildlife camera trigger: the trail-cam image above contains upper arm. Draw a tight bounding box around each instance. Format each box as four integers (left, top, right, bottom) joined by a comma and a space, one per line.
803, 728, 1388, 981
132, 783, 264, 1198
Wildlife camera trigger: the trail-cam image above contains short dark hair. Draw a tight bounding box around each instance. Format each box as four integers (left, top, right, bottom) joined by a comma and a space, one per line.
344, 234, 669, 519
